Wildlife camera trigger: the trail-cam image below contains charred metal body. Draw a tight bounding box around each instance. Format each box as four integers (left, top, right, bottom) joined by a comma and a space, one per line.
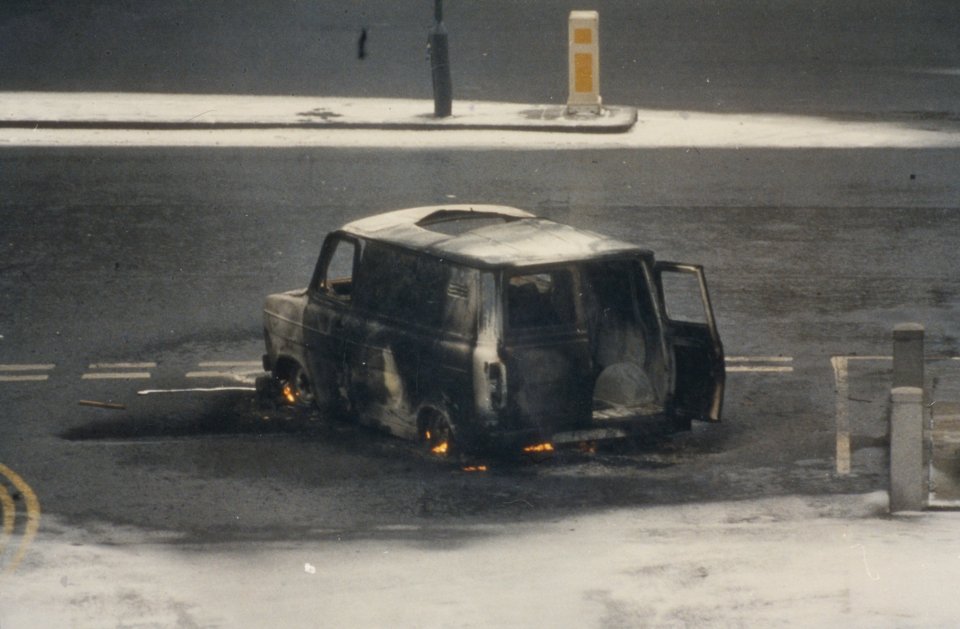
262, 205, 724, 452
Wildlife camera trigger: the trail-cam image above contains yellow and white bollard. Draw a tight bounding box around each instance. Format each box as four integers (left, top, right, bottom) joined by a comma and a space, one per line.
567, 10, 602, 115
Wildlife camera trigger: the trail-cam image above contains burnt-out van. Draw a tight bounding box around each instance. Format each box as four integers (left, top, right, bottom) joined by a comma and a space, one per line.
261, 205, 724, 453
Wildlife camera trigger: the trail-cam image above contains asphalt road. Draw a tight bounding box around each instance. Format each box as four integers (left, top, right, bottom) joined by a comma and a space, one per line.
2, 145, 959, 541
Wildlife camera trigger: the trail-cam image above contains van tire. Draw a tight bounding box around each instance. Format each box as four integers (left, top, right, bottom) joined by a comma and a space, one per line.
277, 361, 315, 407
421, 410, 456, 457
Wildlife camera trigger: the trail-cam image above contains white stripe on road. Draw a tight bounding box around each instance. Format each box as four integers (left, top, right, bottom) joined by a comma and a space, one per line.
725, 356, 794, 373
725, 356, 793, 363
197, 361, 262, 368
188, 361, 263, 384
185, 371, 258, 382
0, 364, 56, 371
81, 372, 151, 380
88, 362, 157, 369
137, 387, 256, 395
0, 364, 55, 382
0, 374, 49, 382
831, 356, 851, 475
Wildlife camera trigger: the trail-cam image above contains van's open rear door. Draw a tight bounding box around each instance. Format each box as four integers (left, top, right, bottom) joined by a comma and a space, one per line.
654, 262, 725, 422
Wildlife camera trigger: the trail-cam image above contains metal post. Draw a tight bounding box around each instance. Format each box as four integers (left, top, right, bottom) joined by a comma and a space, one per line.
890, 386, 925, 512
429, 0, 452, 118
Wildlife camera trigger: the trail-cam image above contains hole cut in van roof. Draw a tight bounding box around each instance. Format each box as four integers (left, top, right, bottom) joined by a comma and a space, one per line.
416, 209, 524, 236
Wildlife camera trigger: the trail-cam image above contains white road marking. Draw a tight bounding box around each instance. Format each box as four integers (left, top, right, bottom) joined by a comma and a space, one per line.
725, 356, 794, 373
197, 361, 262, 368
831, 356, 851, 475
83, 361, 156, 380
0, 364, 55, 371
726, 356, 793, 363
187, 361, 264, 384
0, 374, 49, 382
185, 371, 252, 379
137, 387, 256, 395
81, 372, 152, 380
0, 364, 54, 382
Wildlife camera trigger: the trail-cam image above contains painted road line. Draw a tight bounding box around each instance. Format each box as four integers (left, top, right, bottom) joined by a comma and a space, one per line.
186, 371, 249, 378
0, 374, 50, 382
187, 361, 263, 384
725, 356, 794, 373
0, 484, 14, 555
0, 363, 54, 383
832, 356, 852, 475
0, 464, 41, 575
83, 361, 155, 380
198, 360, 262, 368
82, 372, 151, 380
138, 386, 256, 395
725, 356, 793, 363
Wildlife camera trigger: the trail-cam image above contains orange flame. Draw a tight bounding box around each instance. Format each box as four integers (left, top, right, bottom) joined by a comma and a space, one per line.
431, 441, 449, 455
523, 442, 554, 453
462, 465, 488, 473
282, 383, 297, 404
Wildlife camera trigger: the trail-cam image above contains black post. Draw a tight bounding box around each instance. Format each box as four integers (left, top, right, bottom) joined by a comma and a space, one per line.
429, 0, 452, 117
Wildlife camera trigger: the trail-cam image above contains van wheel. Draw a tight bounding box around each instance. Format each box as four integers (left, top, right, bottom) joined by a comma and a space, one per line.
282, 363, 315, 407
422, 411, 456, 457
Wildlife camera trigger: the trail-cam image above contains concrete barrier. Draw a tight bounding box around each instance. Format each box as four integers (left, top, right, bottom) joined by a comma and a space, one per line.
567, 11, 602, 114
890, 386, 925, 512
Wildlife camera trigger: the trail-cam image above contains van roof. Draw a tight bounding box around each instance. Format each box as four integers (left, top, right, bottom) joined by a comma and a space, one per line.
341, 205, 648, 268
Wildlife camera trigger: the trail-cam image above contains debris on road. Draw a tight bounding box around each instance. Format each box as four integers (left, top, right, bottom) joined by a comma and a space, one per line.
78, 399, 126, 410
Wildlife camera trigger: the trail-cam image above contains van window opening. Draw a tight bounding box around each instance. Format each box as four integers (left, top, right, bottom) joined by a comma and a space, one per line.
506, 270, 576, 330
354, 243, 447, 327
659, 271, 708, 323
322, 238, 357, 298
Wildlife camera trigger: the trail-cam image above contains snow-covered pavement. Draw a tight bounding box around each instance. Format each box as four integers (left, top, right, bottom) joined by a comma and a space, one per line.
3, 92, 960, 149
2, 492, 958, 628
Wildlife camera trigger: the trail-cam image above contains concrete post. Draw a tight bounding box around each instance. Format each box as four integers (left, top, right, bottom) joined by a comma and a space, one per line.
890, 386, 925, 512
893, 323, 924, 390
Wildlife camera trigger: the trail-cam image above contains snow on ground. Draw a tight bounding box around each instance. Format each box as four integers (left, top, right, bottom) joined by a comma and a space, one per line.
2, 492, 958, 628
